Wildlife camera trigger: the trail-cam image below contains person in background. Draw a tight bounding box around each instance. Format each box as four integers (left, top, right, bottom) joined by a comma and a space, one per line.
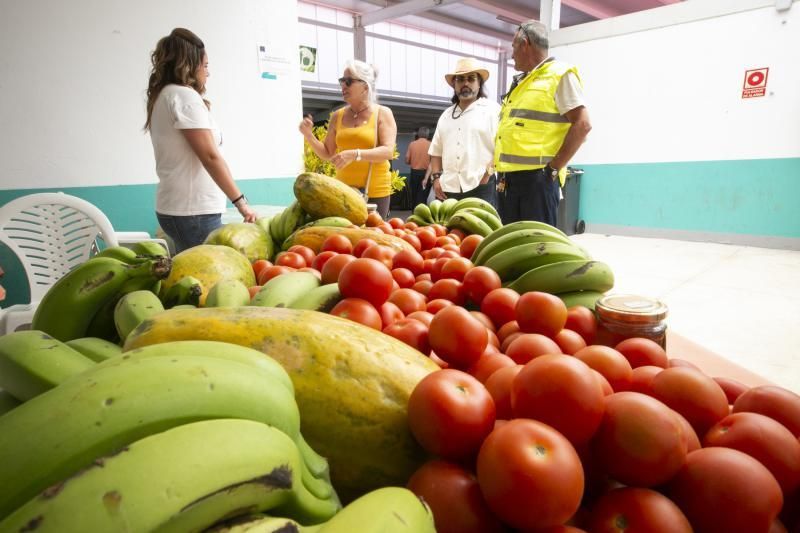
495, 20, 592, 226
405, 126, 431, 207
299, 59, 397, 219
427, 57, 500, 206
144, 28, 256, 254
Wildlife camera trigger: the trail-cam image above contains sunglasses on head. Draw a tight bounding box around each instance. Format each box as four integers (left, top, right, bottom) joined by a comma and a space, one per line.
454, 74, 479, 83
338, 76, 365, 87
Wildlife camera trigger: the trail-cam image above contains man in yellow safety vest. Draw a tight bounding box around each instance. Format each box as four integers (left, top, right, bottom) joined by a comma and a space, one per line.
494, 20, 592, 226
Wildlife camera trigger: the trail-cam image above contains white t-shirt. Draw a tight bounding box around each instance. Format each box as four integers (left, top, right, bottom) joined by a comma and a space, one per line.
428, 97, 501, 193
149, 84, 226, 216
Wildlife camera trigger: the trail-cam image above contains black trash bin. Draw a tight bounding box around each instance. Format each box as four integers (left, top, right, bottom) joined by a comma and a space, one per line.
557, 167, 586, 236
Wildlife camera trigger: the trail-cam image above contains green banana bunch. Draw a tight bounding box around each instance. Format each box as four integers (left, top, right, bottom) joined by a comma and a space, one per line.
250, 271, 321, 308
288, 283, 342, 313
281, 216, 353, 251
65, 337, 123, 362
428, 199, 443, 223
270, 201, 307, 244
472, 227, 575, 265
130, 240, 169, 257
0, 419, 338, 532
507, 259, 615, 295
92, 245, 148, 264
471, 220, 570, 261
83, 274, 160, 342
0, 354, 335, 520
484, 241, 589, 283
113, 289, 165, 341
0, 331, 95, 401
404, 214, 431, 226
0, 391, 21, 417
445, 210, 493, 237
458, 206, 502, 231
438, 198, 459, 221
412, 203, 434, 225
30, 256, 171, 342
160, 275, 203, 308
451, 196, 501, 220
206, 279, 252, 307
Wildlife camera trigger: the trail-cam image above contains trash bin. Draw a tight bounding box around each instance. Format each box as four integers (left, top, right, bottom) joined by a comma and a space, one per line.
557, 167, 586, 235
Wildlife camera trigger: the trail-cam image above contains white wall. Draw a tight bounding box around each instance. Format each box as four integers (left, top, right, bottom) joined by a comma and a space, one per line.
549, 0, 800, 164
0, 0, 303, 190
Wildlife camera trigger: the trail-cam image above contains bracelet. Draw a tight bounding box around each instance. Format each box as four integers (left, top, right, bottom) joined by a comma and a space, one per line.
355, 149, 362, 161
231, 194, 246, 206
431, 172, 442, 181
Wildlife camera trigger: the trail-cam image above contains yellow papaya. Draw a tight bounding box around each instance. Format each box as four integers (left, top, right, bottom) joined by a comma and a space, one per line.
283, 226, 415, 254
293, 172, 368, 226
123, 306, 439, 501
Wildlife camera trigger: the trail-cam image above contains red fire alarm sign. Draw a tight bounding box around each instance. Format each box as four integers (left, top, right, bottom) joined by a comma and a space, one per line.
742, 68, 768, 98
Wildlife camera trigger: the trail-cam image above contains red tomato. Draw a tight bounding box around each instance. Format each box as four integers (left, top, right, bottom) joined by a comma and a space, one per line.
629, 365, 663, 396
565, 306, 598, 345
320, 234, 353, 255
319, 253, 357, 284
651, 366, 729, 436
467, 351, 516, 384
668, 447, 783, 533
713, 376, 750, 405
430, 223, 448, 237
574, 345, 633, 393
400, 232, 422, 252
422, 247, 445, 260
382, 317, 430, 354
378, 300, 404, 329
408, 369, 496, 460
388, 217, 404, 229
337, 257, 394, 307
388, 287, 428, 315
516, 291, 568, 338
287, 245, 316, 266
484, 365, 523, 420
505, 333, 562, 365
428, 306, 488, 368
251, 259, 273, 281
275, 251, 307, 269
429, 256, 449, 282
500, 331, 523, 353
426, 278, 465, 305
257, 265, 293, 285
310, 250, 337, 272
480, 287, 520, 328
667, 358, 701, 371
704, 412, 800, 495
439, 257, 473, 282
588, 487, 692, 533
469, 310, 496, 332
512, 354, 606, 446
614, 337, 668, 369
462, 266, 502, 306
365, 211, 383, 227
361, 244, 396, 269
352, 237, 378, 257
391, 248, 424, 275
496, 320, 520, 343
411, 279, 433, 297
415, 228, 438, 250
593, 391, 688, 487
593, 370, 614, 396
406, 310, 434, 327
477, 418, 584, 530
426, 298, 454, 314
329, 297, 382, 330
732, 385, 800, 437
554, 328, 588, 355
247, 285, 261, 300
406, 459, 505, 533
447, 227, 465, 243
390, 267, 416, 289
404, 221, 419, 231
442, 243, 461, 254
459, 234, 484, 259
673, 409, 701, 453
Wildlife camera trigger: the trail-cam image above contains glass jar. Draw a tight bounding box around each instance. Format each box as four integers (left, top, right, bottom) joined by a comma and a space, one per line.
595, 294, 669, 349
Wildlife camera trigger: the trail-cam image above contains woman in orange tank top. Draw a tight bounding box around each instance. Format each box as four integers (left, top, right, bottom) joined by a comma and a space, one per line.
299, 59, 397, 218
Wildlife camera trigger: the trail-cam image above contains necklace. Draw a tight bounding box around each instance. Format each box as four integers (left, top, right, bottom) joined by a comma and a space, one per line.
350, 104, 370, 118
451, 104, 468, 119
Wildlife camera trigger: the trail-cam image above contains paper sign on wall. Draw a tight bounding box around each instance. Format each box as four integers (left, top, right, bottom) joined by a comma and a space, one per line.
257, 43, 291, 80
742, 68, 768, 98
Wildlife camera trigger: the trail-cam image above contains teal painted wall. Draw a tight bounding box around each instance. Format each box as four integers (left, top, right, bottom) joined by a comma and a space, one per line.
577, 158, 800, 238
0, 177, 295, 307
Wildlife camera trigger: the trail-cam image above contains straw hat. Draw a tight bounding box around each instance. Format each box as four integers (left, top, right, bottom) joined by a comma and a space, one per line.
445, 57, 490, 87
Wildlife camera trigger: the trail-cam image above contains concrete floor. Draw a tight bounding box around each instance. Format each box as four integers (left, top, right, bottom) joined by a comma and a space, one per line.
570, 233, 800, 393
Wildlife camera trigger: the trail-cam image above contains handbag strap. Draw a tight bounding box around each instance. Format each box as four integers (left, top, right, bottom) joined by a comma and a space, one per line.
361, 105, 379, 201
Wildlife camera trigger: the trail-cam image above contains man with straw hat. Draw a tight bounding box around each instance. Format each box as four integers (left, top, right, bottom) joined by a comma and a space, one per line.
426, 57, 500, 206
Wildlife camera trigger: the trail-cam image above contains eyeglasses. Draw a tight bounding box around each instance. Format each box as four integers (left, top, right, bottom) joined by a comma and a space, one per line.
338, 77, 365, 87
454, 74, 479, 83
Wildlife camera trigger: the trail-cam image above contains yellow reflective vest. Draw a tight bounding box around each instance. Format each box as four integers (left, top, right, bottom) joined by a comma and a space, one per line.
494, 59, 581, 186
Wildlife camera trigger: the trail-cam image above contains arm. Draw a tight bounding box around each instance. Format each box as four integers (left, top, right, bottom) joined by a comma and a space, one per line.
299, 112, 338, 161
405, 142, 412, 165
429, 155, 446, 201
330, 106, 397, 170
550, 106, 592, 171
181, 129, 257, 222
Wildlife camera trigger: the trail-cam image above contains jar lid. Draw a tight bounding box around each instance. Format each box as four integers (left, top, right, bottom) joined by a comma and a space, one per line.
595, 294, 668, 323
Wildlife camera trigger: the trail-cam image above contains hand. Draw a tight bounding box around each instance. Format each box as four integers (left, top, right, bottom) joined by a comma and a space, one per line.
434, 179, 447, 201
298, 114, 314, 139
330, 149, 357, 170
237, 201, 257, 223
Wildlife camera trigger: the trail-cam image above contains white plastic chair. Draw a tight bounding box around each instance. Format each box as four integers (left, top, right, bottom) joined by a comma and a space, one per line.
0, 192, 120, 334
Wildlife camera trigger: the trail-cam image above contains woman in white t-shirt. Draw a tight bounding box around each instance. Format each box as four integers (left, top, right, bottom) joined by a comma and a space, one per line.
144, 28, 256, 253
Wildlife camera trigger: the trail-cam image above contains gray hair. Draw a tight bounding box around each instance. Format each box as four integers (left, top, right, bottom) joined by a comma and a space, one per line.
518, 20, 549, 50
344, 59, 378, 104
417, 126, 430, 139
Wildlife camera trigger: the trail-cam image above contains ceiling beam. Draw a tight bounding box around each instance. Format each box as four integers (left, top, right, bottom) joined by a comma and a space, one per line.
562, 0, 624, 19
462, 0, 538, 23
360, 0, 465, 27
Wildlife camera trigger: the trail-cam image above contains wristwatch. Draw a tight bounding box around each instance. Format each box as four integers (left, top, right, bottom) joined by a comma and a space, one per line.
355, 149, 362, 161
544, 164, 559, 180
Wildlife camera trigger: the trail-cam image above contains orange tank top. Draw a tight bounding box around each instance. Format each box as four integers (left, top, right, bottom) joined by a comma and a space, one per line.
334, 106, 391, 198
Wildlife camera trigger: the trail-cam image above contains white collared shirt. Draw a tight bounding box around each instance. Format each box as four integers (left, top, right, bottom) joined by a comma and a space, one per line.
429, 97, 501, 193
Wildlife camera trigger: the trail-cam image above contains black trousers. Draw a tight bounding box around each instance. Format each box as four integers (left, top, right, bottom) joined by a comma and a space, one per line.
497, 168, 559, 226
444, 175, 498, 207
408, 168, 429, 208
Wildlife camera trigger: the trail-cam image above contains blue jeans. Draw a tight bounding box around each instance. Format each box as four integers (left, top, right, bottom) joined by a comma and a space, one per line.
156, 212, 222, 254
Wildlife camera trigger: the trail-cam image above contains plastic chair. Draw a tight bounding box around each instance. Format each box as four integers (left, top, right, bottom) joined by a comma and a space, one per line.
0, 192, 120, 334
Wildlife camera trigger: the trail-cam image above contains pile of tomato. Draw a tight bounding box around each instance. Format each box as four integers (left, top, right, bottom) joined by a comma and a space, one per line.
250, 214, 800, 533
